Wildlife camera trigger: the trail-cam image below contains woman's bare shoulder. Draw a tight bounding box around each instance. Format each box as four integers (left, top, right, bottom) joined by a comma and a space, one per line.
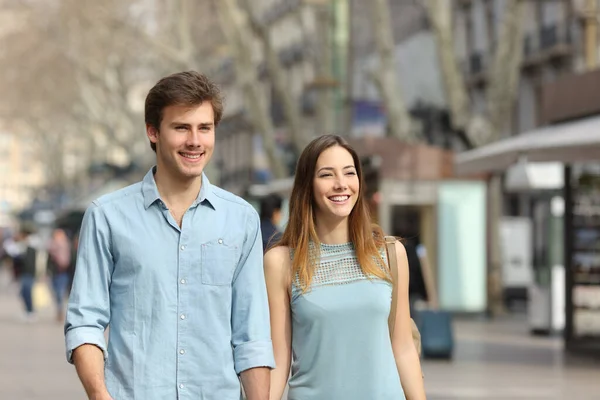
264, 245, 292, 272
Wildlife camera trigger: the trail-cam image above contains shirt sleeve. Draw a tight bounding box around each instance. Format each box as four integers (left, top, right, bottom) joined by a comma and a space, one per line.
64, 202, 113, 364
230, 207, 276, 374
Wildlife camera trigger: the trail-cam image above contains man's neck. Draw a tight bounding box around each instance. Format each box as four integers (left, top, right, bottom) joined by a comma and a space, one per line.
153, 166, 202, 211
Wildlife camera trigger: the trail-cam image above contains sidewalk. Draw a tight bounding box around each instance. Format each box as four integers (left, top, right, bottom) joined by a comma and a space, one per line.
422, 314, 600, 399
1, 269, 598, 399
0, 280, 84, 399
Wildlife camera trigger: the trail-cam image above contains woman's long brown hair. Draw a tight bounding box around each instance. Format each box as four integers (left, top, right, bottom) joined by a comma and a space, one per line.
276, 135, 389, 292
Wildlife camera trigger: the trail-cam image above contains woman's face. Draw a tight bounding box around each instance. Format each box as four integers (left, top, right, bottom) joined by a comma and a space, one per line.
312, 146, 360, 221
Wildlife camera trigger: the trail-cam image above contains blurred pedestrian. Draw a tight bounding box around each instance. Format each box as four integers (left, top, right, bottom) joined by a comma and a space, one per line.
5, 226, 37, 321
264, 135, 426, 399
403, 236, 428, 315
65, 71, 274, 400
259, 193, 283, 252
47, 228, 71, 322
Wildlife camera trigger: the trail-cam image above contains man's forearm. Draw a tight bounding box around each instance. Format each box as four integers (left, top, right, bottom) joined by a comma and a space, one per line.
240, 367, 271, 400
72, 344, 112, 400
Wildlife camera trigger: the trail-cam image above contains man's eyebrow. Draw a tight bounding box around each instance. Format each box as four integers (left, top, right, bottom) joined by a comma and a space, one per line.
169, 122, 214, 127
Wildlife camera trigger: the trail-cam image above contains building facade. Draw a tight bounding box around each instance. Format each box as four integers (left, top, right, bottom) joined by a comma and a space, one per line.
0, 130, 46, 212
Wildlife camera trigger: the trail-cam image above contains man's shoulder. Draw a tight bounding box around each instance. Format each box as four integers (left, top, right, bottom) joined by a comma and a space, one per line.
91, 181, 143, 209
210, 185, 255, 214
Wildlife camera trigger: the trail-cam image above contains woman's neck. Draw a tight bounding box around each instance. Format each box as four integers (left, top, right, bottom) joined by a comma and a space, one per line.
315, 216, 350, 245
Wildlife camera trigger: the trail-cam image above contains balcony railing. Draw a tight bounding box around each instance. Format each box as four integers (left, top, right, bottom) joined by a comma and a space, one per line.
522, 21, 573, 65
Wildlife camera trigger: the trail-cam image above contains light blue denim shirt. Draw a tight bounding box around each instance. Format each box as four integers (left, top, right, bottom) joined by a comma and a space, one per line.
65, 167, 275, 400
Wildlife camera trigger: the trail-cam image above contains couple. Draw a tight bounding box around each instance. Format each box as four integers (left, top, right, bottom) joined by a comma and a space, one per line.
64, 71, 426, 400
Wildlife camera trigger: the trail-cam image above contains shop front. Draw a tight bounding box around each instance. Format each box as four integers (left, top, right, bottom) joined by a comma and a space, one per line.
455, 111, 600, 356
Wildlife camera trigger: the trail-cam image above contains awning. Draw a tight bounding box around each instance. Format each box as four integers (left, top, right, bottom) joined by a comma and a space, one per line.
455, 114, 600, 176
504, 160, 564, 192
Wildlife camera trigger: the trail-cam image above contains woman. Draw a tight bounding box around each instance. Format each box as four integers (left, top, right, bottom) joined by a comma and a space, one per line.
264, 135, 426, 399
47, 228, 71, 322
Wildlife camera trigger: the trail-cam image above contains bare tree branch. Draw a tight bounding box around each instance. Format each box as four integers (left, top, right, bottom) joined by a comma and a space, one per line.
239, 0, 310, 153
216, 0, 288, 179
424, 0, 525, 148
423, 0, 471, 134
370, 0, 420, 143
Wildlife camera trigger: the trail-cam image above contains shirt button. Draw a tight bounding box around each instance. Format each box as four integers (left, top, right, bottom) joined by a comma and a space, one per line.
180, 245, 185, 250
180, 349, 185, 355
179, 384, 184, 389
180, 314, 186, 320
180, 279, 186, 284
218, 238, 223, 244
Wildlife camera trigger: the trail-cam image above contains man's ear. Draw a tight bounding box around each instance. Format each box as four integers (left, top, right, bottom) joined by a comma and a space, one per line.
146, 124, 159, 144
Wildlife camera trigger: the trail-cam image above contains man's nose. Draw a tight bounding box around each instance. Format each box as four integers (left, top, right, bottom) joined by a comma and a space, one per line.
187, 129, 202, 146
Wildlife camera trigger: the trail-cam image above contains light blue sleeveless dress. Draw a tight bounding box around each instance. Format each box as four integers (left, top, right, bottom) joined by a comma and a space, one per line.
288, 242, 405, 400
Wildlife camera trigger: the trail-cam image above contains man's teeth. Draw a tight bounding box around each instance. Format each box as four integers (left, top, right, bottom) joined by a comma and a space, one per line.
330, 196, 349, 202
181, 153, 201, 159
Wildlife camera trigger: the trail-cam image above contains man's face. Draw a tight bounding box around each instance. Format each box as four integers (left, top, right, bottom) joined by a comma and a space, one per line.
146, 102, 215, 181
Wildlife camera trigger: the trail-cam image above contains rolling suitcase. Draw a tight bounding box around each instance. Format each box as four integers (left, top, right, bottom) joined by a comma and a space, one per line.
415, 309, 453, 359
413, 244, 454, 359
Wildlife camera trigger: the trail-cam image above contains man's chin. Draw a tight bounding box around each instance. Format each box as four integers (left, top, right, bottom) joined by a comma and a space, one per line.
181, 167, 204, 178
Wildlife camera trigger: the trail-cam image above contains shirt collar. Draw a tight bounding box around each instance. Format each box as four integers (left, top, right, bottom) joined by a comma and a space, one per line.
142, 166, 217, 210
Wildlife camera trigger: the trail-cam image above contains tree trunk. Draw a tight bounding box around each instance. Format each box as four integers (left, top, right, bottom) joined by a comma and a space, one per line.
423, 0, 471, 135
487, 174, 504, 316
239, 0, 309, 153
342, 0, 355, 137
485, 0, 525, 142
217, 0, 287, 179
370, 0, 419, 143
314, 3, 336, 135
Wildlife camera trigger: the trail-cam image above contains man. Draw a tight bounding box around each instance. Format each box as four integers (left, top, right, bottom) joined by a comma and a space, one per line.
5, 226, 37, 320
65, 71, 275, 400
259, 194, 283, 252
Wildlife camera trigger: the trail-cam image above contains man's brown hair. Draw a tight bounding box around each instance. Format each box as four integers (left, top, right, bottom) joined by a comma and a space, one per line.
144, 71, 224, 152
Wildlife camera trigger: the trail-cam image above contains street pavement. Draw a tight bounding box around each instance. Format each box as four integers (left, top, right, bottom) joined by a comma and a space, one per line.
1, 269, 598, 400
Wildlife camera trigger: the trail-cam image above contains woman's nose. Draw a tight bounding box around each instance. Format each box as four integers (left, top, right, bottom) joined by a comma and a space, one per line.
334, 176, 348, 190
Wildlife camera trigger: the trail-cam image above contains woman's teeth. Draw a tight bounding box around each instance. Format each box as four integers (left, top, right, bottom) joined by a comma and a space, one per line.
329, 196, 349, 202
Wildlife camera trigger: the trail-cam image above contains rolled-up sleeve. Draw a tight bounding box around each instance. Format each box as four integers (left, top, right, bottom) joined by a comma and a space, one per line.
231, 208, 276, 374
64, 202, 113, 364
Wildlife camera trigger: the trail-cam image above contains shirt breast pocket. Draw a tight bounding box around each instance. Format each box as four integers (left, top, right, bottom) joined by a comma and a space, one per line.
201, 240, 239, 286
